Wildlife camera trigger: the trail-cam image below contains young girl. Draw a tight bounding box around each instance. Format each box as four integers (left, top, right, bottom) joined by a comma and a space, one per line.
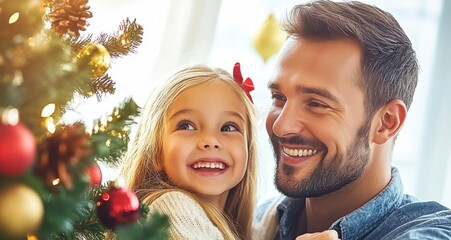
119, 64, 258, 239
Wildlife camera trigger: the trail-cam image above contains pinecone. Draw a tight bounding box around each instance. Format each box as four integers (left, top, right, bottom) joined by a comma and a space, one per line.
48, 0, 93, 37
35, 123, 92, 190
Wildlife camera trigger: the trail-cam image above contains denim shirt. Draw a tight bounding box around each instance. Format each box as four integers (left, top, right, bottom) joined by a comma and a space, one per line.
253, 168, 451, 240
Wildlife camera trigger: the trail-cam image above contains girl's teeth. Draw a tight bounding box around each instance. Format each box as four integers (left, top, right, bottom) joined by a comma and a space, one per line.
193, 162, 225, 169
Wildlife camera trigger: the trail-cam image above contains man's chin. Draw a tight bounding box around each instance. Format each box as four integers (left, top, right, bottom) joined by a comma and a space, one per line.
275, 180, 330, 198
274, 171, 308, 198
274, 166, 337, 198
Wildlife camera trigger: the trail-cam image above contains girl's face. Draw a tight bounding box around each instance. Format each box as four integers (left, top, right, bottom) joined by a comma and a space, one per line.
163, 81, 248, 203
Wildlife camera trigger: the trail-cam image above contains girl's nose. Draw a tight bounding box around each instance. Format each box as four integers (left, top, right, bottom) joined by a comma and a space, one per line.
203, 143, 220, 149
198, 133, 222, 150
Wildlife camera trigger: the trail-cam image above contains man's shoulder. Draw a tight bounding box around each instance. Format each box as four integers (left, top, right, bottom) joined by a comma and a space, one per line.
254, 194, 285, 222
398, 200, 451, 215
391, 200, 451, 223
252, 195, 285, 240
374, 200, 451, 239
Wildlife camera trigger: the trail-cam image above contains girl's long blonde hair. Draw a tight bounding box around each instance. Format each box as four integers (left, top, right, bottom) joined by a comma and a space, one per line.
119, 64, 258, 240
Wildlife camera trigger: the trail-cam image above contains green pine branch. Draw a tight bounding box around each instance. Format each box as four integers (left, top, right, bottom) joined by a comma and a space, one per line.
115, 212, 169, 240
20, 33, 92, 140
68, 18, 143, 59
96, 18, 144, 58
90, 98, 141, 167
89, 74, 117, 100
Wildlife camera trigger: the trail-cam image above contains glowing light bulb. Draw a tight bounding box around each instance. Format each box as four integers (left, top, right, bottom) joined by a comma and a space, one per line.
1, 108, 19, 125
52, 178, 61, 186
41, 103, 55, 117
8, 12, 20, 24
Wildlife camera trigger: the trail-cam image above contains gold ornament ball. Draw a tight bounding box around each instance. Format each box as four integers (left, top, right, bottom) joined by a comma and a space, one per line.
0, 183, 44, 239
77, 43, 111, 78
252, 13, 286, 62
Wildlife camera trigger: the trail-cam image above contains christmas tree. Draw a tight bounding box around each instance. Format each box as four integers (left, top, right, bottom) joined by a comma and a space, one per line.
0, 0, 168, 239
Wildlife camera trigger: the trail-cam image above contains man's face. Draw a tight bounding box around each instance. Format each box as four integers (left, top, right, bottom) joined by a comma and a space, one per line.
266, 37, 370, 198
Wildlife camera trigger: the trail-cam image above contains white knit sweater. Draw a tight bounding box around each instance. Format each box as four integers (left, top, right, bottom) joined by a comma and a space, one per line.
147, 191, 224, 240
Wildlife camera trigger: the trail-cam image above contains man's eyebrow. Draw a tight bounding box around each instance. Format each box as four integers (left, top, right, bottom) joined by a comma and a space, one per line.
268, 81, 339, 104
296, 86, 339, 103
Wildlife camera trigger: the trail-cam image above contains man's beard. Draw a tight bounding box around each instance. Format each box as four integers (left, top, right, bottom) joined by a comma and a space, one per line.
270, 121, 370, 198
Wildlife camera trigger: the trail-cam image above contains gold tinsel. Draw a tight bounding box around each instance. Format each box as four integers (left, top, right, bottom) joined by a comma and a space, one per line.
48, 0, 93, 37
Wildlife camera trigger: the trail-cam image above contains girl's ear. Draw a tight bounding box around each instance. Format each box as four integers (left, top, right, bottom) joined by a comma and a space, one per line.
373, 99, 407, 144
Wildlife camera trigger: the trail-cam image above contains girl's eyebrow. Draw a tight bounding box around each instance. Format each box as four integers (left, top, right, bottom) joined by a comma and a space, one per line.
168, 109, 245, 122
168, 109, 194, 121
225, 111, 246, 122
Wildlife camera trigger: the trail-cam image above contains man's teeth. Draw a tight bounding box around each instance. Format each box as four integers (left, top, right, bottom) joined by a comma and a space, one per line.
283, 147, 317, 157
193, 162, 225, 170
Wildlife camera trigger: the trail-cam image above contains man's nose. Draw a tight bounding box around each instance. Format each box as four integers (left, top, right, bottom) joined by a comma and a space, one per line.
272, 104, 305, 137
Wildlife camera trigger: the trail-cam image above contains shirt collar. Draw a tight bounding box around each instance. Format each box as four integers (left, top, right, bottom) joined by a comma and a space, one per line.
331, 167, 404, 239
276, 196, 305, 239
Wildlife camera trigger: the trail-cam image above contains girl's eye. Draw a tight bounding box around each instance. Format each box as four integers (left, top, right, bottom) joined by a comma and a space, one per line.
221, 123, 239, 132
177, 120, 195, 130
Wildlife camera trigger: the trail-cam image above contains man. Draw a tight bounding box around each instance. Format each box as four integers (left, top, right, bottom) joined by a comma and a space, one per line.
253, 1, 451, 239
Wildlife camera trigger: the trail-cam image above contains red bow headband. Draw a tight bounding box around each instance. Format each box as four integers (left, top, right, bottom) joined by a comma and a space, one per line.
233, 62, 254, 103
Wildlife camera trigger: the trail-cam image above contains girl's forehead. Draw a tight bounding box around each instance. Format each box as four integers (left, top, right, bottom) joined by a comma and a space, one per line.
168, 82, 247, 117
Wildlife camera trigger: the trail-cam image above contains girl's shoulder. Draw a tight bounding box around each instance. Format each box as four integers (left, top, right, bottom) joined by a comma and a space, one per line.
149, 191, 200, 210
146, 190, 210, 224
146, 191, 225, 240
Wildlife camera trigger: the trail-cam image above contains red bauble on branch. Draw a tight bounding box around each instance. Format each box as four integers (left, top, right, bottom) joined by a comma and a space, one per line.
96, 184, 140, 229
86, 161, 102, 187
0, 122, 36, 177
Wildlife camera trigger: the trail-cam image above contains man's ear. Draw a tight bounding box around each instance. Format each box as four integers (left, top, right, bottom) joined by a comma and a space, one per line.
373, 99, 407, 144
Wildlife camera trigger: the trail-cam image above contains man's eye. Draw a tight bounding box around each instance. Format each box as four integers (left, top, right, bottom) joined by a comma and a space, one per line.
270, 92, 286, 106
221, 123, 239, 132
271, 92, 285, 101
177, 121, 195, 130
308, 101, 329, 109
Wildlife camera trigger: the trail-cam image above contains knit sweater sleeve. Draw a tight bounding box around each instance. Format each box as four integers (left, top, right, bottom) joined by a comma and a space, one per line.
147, 191, 225, 240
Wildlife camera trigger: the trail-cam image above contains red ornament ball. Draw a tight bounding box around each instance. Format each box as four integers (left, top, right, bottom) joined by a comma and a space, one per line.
96, 186, 140, 229
0, 123, 36, 177
86, 161, 102, 187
